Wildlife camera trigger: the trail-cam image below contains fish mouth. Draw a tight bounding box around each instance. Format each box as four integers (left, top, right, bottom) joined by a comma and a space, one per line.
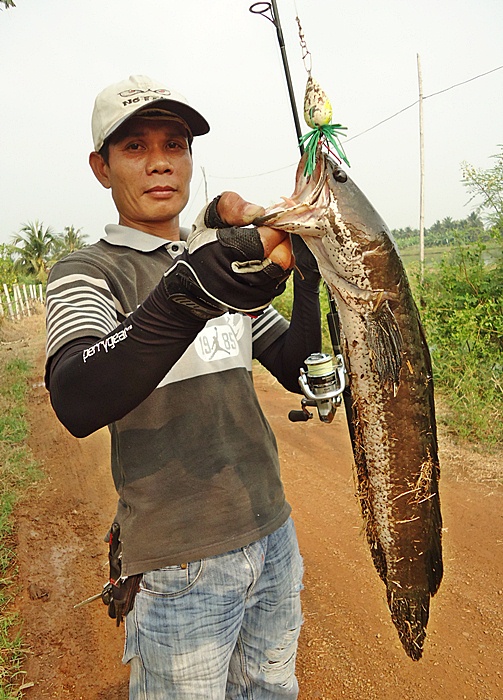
253, 151, 330, 233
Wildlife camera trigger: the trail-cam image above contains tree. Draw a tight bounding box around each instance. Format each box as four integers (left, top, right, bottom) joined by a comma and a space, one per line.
462, 146, 503, 239
0, 0, 16, 8
52, 226, 88, 259
11, 221, 55, 282
0, 244, 16, 285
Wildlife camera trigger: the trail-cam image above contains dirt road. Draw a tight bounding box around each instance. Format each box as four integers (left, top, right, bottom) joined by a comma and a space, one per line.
10, 315, 503, 699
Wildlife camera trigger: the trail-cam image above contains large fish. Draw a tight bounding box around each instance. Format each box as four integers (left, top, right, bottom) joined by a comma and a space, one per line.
255, 152, 443, 660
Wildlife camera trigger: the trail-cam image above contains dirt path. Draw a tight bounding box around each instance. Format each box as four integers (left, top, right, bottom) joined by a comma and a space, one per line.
10, 315, 503, 699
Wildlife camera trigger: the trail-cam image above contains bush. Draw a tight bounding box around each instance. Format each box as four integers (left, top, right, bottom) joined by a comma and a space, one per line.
272, 277, 333, 353
420, 242, 503, 445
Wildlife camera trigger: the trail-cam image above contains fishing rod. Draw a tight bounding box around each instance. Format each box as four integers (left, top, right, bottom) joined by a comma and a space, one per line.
249, 1, 304, 157
250, 1, 347, 424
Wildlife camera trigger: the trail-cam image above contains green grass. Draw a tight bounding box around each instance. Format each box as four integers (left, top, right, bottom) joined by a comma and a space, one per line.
398, 241, 502, 268
0, 354, 42, 699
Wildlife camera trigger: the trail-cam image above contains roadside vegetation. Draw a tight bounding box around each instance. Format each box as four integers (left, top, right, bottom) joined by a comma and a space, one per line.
5, 222, 88, 284
0, 334, 42, 698
408, 239, 501, 445
398, 146, 503, 446
1, 221, 76, 697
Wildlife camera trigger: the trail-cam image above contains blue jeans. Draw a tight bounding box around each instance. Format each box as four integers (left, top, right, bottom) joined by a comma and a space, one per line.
123, 517, 303, 699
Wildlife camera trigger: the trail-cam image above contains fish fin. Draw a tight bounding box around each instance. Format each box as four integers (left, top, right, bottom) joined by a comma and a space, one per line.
366, 301, 403, 390
412, 308, 443, 597
387, 589, 430, 661
427, 461, 443, 596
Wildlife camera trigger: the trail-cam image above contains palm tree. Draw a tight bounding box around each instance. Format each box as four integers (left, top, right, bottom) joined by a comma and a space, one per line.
11, 221, 56, 282
441, 216, 455, 232
52, 226, 88, 259
63, 226, 88, 253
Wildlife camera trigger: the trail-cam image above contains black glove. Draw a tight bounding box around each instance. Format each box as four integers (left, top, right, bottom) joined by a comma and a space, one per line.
105, 522, 142, 626
163, 201, 292, 320
292, 235, 321, 289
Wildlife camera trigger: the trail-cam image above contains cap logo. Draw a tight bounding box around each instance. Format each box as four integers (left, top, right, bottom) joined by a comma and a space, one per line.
117, 88, 174, 108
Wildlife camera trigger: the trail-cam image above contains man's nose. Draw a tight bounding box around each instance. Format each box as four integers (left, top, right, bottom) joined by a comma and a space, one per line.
146, 147, 173, 174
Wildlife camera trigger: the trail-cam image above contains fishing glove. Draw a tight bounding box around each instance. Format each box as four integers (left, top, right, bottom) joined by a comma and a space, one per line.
162, 197, 292, 320
105, 523, 142, 626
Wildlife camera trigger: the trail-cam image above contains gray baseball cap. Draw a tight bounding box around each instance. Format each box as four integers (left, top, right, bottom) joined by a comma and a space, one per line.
91, 74, 210, 151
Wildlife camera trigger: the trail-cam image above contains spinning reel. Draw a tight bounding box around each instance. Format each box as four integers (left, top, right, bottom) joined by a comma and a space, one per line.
288, 352, 346, 424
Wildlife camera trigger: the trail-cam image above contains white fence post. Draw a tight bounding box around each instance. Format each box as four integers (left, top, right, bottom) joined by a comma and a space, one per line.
2, 284, 15, 321
0, 282, 46, 321
13, 284, 24, 318
22, 284, 32, 316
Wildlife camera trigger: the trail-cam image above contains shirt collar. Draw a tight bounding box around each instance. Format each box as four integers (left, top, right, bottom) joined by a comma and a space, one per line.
102, 224, 190, 252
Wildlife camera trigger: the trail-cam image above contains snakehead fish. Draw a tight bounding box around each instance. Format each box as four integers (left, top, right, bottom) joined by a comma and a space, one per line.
255, 152, 443, 660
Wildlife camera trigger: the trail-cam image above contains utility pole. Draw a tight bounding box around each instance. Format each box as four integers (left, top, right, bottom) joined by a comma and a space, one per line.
201, 166, 209, 205
417, 53, 425, 284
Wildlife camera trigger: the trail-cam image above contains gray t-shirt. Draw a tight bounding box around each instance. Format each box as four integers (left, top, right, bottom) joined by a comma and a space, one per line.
45, 225, 291, 575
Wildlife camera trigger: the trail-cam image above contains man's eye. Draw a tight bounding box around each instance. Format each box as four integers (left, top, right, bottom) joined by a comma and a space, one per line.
126, 142, 142, 151
167, 141, 185, 150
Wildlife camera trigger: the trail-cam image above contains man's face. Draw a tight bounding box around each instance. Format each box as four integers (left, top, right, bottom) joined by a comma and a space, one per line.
91, 117, 193, 239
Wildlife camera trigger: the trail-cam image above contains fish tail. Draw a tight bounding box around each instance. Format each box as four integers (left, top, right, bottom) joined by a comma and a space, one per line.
387, 589, 430, 661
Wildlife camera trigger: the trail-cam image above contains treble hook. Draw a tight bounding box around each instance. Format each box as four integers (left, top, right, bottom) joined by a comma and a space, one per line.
249, 2, 276, 26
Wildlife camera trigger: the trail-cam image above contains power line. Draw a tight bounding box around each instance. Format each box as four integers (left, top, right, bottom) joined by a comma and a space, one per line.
425, 64, 503, 100
208, 163, 295, 180
206, 64, 503, 180
345, 100, 418, 143
347, 64, 503, 143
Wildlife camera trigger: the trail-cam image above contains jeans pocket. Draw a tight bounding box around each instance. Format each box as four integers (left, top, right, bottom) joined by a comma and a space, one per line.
140, 560, 204, 598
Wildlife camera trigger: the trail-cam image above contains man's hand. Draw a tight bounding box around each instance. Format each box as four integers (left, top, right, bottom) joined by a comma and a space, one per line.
162, 193, 294, 320
212, 192, 294, 271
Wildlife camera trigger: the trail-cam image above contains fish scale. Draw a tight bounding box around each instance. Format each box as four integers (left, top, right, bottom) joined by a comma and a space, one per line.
255, 152, 443, 660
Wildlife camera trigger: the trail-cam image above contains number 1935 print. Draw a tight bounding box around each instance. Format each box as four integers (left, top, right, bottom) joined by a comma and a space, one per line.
195, 321, 241, 362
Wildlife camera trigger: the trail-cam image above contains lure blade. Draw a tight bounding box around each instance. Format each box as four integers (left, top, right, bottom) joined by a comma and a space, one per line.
301, 76, 350, 176
304, 75, 332, 127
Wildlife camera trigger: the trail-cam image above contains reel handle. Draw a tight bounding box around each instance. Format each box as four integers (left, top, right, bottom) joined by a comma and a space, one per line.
288, 410, 310, 422
288, 399, 316, 423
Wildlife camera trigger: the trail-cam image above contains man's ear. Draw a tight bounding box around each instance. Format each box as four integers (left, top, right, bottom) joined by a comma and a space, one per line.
89, 151, 111, 189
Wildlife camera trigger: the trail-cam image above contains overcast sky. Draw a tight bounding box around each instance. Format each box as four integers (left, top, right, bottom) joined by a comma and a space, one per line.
1, 0, 502, 246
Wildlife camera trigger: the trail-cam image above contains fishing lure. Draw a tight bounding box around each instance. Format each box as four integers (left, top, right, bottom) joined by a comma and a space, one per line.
301, 75, 350, 176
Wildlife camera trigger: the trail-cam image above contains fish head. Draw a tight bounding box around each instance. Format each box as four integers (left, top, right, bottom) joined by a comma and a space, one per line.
255, 151, 392, 251
253, 151, 332, 238
253, 151, 402, 303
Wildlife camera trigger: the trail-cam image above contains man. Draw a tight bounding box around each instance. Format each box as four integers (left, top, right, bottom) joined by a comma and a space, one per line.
45, 75, 321, 699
